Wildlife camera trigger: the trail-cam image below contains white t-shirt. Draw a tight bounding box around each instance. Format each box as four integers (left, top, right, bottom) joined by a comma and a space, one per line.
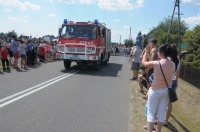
131, 46, 142, 63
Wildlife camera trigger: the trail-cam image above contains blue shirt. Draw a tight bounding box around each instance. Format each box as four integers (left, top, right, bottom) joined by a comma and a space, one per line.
27, 43, 34, 52
10, 39, 19, 53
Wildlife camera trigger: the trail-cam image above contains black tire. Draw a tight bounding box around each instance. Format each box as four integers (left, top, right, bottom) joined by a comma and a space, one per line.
107, 52, 110, 62
64, 60, 71, 69
104, 60, 107, 65
100, 54, 104, 65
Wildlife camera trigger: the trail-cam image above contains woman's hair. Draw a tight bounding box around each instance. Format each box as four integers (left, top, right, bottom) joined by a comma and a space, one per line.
170, 44, 179, 70
158, 44, 172, 57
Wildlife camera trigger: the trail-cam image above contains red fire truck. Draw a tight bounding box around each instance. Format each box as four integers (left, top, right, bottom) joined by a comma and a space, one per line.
56, 19, 111, 69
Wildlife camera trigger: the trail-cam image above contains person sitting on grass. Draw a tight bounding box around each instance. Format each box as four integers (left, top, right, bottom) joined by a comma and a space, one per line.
137, 70, 147, 93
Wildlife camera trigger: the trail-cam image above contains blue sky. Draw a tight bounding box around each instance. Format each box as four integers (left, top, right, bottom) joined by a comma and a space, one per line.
0, 0, 200, 43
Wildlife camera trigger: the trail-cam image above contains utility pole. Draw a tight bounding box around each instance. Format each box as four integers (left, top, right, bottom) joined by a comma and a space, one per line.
177, 0, 181, 55
120, 35, 121, 45
129, 27, 132, 41
166, 0, 182, 55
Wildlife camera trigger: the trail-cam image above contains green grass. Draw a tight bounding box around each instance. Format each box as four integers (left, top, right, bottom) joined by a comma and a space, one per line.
130, 78, 200, 132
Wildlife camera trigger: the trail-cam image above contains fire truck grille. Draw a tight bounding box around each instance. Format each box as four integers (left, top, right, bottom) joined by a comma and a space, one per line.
67, 48, 76, 52
77, 48, 85, 52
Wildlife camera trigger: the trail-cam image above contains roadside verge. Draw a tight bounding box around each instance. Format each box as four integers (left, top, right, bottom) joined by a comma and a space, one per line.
130, 79, 200, 132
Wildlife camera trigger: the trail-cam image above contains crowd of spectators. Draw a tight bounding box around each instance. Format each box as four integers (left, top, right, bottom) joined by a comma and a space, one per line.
0, 36, 57, 73
110, 45, 132, 56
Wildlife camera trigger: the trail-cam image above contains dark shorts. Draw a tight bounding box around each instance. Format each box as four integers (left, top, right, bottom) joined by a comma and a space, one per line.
9, 50, 13, 57
13, 52, 20, 59
141, 79, 147, 88
20, 54, 26, 59
131, 62, 140, 71
146, 68, 154, 83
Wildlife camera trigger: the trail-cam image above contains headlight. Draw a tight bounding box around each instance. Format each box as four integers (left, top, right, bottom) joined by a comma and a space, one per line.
86, 47, 96, 53
88, 56, 96, 60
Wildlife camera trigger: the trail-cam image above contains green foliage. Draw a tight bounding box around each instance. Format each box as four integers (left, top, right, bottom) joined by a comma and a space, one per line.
6, 30, 18, 38
183, 25, 200, 69
124, 39, 133, 47
143, 34, 148, 49
150, 16, 188, 45
137, 31, 142, 36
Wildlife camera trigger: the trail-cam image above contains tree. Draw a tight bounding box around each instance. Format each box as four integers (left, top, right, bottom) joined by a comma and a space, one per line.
124, 39, 133, 47
7, 30, 18, 38
0, 32, 6, 37
149, 16, 188, 45
138, 31, 142, 36
143, 34, 148, 49
183, 25, 200, 68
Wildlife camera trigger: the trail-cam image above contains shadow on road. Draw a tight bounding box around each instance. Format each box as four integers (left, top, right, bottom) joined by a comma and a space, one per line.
60, 62, 123, 77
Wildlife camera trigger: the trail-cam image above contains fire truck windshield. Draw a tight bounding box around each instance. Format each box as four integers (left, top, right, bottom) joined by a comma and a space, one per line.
60, 25, 97, 39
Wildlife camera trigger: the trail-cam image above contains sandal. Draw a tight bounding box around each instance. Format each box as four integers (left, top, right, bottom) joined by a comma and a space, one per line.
143, 125, 156, 131
164, 123, 169, 127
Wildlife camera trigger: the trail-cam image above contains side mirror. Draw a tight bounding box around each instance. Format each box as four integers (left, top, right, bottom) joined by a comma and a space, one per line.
58, 28, 61, 36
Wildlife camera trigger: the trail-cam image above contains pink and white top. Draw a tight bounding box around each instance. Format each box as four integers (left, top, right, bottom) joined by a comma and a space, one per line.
151, 59, 175, 89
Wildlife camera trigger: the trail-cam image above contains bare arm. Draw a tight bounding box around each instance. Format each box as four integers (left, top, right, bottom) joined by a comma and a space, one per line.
176, 64, 181, 84
150, 48, 157, 61
142, 51, 154, 68
140, 49, 145, 59
132, 51, 136, 57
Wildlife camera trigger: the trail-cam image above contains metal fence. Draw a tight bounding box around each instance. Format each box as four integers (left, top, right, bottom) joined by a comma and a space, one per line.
180, 64, 200, 89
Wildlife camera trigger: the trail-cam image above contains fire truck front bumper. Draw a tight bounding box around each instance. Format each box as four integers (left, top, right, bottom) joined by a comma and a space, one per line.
56, 53, 98, 62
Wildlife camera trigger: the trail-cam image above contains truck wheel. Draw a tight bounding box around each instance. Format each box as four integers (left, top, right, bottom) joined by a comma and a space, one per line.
104, 60, 108, 65
64, 60, 71, 69
100, 54, 104, 65
108, 52, 110, 62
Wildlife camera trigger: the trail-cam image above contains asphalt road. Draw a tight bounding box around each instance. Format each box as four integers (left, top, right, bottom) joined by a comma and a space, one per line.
0, 56, 131, 132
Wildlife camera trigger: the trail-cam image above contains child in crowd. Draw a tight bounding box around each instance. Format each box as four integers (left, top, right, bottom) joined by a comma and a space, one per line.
0, 45, 10, 72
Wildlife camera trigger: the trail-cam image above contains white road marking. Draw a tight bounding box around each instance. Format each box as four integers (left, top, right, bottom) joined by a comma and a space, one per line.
0, 70, 76, 104
0, 70, 79, 109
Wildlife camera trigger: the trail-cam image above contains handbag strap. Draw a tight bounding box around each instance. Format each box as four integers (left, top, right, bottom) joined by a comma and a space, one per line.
158, 61, 169, 88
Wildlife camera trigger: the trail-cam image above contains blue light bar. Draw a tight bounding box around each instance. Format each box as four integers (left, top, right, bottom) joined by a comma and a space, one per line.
64, 19, 68, 24
94, 19, 98, 24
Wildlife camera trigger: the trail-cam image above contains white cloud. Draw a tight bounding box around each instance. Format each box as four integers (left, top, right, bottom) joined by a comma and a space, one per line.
114, 19, 120, 22
0, 0, 41, 11
182, 0, 200, 5
134, 0, 144, 8
182, 16, 200, 25
55, 0, 143, 10
7, 16, 29, 24
3, 8, 12, 12
48, 13, 56, 17
58, 0, 76, 4
123, 25, 130, 29
80, 0, 96, 5
47, 0, 53, 2
97, 0, 133, 11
